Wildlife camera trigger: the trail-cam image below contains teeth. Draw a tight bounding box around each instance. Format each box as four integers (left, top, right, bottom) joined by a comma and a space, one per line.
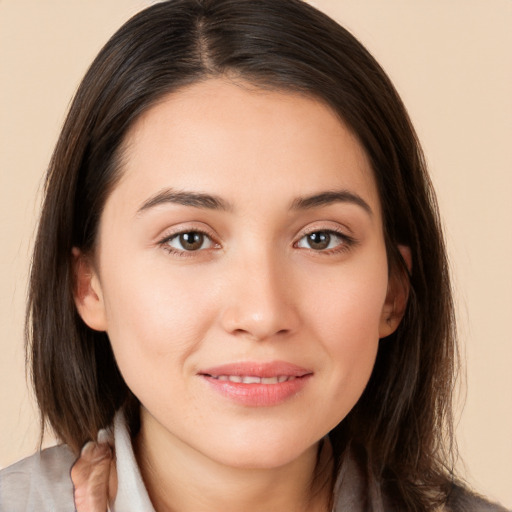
211, 375, 294, 384
242, 376, 261, 384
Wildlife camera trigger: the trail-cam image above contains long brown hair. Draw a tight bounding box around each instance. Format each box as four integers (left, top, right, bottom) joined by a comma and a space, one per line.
27, 0, 457, 508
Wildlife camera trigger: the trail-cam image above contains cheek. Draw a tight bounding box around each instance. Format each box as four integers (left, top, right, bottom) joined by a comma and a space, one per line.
303, 257, 388, 414
325, 292, 382, 382
306, 252, 388, 344
99, 261, 219, 385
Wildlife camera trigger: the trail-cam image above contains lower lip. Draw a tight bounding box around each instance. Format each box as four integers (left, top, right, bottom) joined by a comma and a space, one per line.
201, 375, 312, 407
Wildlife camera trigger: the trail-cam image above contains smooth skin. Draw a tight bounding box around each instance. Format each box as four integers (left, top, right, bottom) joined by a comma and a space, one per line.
74, 79, 409, 512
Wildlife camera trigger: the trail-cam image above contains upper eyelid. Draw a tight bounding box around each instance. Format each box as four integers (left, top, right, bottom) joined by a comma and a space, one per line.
157, 224, 219, 243
295, 224, 352, 240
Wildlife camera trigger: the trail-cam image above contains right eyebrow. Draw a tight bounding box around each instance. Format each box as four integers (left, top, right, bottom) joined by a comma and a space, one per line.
136, 188, 232, 215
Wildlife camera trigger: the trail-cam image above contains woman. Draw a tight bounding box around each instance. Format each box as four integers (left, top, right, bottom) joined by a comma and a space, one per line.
0, 0, 508, 510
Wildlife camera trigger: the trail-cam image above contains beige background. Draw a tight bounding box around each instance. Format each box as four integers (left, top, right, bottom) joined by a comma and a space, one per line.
1, 0, 511, 507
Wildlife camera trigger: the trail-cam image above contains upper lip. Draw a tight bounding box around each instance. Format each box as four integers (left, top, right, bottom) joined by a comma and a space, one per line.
199, 361, 312, 378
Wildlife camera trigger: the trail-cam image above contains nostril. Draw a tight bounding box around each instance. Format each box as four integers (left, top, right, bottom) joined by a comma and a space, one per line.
230, 327, 291, 341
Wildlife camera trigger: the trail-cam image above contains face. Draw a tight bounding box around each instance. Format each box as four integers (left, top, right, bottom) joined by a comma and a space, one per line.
76, 79, 403, 470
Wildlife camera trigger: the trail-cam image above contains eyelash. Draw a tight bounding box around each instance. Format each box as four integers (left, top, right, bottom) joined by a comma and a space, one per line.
158, 227, 356, 257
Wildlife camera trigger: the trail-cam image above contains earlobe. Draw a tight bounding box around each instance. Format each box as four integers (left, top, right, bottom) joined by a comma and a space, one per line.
378, 245, 411, 338
72, 247, 108, 331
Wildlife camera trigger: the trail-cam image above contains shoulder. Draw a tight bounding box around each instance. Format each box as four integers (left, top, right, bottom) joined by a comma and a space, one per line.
446, 484, 511, 512
0, 444, 76, 512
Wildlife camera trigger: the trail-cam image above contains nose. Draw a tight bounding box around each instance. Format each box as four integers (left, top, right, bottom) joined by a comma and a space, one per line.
220, 250, 300, 341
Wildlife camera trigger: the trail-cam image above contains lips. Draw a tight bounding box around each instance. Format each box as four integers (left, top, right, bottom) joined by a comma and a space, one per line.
200, 361, 311, 379
209, 375, 296, 384
199, 361, 313, 406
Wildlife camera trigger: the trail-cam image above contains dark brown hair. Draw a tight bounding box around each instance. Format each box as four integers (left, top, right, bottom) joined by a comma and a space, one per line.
27, 0, 457, 508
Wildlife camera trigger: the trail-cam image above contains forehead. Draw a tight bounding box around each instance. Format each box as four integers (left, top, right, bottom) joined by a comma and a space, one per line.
111, 78, 380, 216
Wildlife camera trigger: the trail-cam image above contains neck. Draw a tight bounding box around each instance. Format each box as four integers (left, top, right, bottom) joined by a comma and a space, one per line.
133, 411, 333, 512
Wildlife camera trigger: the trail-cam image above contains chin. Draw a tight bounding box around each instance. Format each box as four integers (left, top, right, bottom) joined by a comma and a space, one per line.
202, 431, 320, 471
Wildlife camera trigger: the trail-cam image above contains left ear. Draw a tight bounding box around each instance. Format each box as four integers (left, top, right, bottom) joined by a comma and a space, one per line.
379, 245, 412, 338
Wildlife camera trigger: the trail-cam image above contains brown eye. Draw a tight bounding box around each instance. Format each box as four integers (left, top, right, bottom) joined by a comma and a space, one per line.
163, 231, 215, 253
306, 232, 331, 250
296, 230, 350, 252
179, 232, 204, 251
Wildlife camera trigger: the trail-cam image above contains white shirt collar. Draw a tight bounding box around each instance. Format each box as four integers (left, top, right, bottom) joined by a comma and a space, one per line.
111, 411, 155, 512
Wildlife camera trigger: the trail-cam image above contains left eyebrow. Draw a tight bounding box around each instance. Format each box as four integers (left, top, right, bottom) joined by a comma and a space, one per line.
290, 190, 373, 216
